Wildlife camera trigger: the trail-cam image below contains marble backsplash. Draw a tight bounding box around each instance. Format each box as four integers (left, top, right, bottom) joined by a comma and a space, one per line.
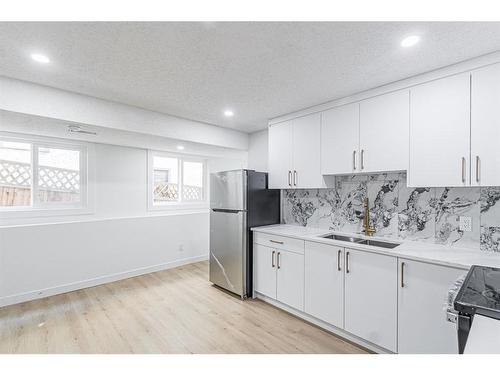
281, 173, 500, 252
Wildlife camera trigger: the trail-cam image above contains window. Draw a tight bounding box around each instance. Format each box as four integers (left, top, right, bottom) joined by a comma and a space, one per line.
148, 151, 206, 209
0, 140, 31, 207
0, 136, 87, 212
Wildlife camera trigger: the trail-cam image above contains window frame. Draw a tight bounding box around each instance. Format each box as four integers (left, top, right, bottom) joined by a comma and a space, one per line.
147, 150, 208, 211
0, 132, 93, 218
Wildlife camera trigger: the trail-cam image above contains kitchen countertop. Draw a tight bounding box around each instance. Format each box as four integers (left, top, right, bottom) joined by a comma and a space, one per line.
251, 224, 500, 270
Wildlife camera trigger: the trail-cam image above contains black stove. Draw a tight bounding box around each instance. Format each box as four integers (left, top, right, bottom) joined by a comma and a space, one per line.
454, 265, 500, 353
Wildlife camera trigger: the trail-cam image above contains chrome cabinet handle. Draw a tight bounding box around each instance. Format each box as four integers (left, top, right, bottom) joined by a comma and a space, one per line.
272, 250, 276, 268
361, 149, 365, 170
345, 251, 350, 274
461, 157, 466, 183
337, 249, 341, 271
269, 239, 284, 245
293, 170, 297, 186
352, 150, 357, 170
288, 170, 292, 187
401, 262, 405, 288
277, 252, 281, 269
476, 156, 480, 183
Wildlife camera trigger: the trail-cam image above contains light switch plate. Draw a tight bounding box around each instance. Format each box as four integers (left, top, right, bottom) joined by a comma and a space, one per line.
459, 216, 472, 232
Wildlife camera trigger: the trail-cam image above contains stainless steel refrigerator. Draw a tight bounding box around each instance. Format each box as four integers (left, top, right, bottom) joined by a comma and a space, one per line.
209, 169, 280, 298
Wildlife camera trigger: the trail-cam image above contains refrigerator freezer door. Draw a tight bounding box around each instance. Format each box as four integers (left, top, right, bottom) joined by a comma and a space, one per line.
210, 170, 247, 210
209, 209, 247, 297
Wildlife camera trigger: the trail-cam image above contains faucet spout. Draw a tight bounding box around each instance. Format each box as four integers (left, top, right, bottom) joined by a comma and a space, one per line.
363, 197, 376, 236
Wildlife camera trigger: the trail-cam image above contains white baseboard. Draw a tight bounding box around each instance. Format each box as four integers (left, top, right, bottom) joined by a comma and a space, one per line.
0, 254, 208, 308
254, 292, 393, 354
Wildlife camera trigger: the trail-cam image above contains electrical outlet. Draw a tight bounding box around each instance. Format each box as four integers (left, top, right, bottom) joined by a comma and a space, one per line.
459, 216, 472, 232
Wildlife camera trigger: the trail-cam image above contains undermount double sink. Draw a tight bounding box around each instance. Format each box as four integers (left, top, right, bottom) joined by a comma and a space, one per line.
320, 234, 400, 249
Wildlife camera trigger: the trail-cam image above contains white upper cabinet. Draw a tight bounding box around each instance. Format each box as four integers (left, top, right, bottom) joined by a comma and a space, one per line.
471, 63, 500, 186
321, 103, 360, 175
409, 73, 471, 187
359, 90, 409, 173
270, 59, 500, 187
292, 113, 323, 188
398, 259, 465, 354
268, 120, 293, 189
268, 113, 322, 189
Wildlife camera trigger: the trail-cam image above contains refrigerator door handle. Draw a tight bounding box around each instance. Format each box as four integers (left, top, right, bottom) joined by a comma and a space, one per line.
211, 208, 245, 213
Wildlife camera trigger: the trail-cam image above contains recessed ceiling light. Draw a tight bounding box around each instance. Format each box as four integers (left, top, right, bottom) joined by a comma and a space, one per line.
224, 110, 234, 117
401, 35, 420, 48
176, 145, 185, 150
31, 53, 50, 64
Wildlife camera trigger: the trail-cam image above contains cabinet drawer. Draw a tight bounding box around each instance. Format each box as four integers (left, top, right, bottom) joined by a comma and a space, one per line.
253, 232, 304, 254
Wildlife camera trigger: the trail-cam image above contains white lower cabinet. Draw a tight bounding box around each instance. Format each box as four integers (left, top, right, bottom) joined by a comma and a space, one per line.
255, 235, 467, 354
305, 242, 344, 328
398, 259, 466, 354
253, 239, 305, 311
277, 249, 305, 311
344, 248, 398, 352
253, 243, 277, 299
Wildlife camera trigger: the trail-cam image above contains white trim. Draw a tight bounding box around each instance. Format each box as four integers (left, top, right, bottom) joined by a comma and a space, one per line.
147, 149, 208, 212
269, 50, 500, 126
254, 292, 392, 354
0, 131, 95, 218
0, 254, 208, 308
0, 209, 209, 229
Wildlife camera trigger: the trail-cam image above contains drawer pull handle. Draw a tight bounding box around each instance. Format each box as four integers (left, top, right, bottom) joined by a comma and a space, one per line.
337, 249, 341, 271
476, 155, 480, 183
401, 262, 405, 288
461, 157, 466, 183
277, 252, 281, 269
346, 251, 350, 274
272, 250, 276, 268
269, 240, 284, 245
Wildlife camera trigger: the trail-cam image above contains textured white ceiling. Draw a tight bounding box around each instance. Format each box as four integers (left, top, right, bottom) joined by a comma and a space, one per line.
1, 22, 500, 133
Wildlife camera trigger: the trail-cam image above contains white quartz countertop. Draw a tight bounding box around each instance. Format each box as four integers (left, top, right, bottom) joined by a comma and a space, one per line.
251, 224, 500, 270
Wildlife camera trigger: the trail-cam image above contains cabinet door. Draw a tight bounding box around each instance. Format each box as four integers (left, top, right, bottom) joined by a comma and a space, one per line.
268, 120, 293, 189
277, 250, 304, 311
305, 242, 344, 328
398, 259, 465, 353
344, 249, 397, 352
292, 113, 323, 188
409, 73, 471, 187
359, 90, 409, 173
321, 103, 360, 175
471, 63, 500, 186
253, 244, 277, 299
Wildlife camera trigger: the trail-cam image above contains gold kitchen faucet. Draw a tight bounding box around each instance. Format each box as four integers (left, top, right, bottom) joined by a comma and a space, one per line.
363, 197, 376, 236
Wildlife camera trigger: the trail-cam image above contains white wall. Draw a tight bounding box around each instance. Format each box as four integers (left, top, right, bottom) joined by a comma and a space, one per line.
0, 76, 249, 150
0, 214, 209, 307
248, 129, 268, 172
0, 112, 247, 307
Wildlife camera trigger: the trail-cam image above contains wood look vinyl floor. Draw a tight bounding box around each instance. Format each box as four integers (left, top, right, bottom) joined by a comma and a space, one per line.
0, 261, 368, 354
